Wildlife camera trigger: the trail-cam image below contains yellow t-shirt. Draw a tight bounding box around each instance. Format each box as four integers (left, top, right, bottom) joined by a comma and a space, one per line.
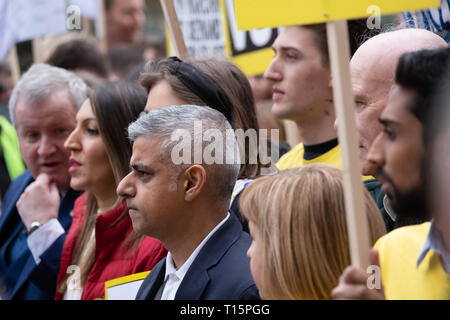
276, 143, 341, 170
374, 222, 450, 300
276, 143, 372, 180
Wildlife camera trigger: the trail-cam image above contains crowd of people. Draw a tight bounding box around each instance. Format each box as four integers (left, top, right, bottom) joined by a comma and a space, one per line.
0, 0, 449, 301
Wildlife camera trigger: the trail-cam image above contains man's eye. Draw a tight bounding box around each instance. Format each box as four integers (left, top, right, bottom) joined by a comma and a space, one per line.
136, 170, 149, 178
354, 101, 366, 111
285, 53, 297, 60
25, 132, 39, 140
56, 128, 69, 135
383, 127, 396, 140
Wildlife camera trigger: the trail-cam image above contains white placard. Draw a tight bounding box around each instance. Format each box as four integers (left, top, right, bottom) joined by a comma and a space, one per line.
0, 0, 15, 62
0, 0, 68, 61
171, 0, 226, 58
106, 279, 145, 300
69, 0, 99, 19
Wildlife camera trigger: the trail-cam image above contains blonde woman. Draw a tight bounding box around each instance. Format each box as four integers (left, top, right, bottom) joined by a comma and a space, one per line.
240, 164, 386, 299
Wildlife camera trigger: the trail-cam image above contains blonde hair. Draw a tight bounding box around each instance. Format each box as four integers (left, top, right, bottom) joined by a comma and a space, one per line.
240, 164, 386, 299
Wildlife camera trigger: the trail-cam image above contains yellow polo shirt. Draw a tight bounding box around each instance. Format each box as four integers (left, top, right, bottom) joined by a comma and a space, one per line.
374, 222, 450, 300
276, 143, 372, 181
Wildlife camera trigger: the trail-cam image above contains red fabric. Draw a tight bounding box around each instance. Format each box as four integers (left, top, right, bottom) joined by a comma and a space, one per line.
55, 193, 167, 300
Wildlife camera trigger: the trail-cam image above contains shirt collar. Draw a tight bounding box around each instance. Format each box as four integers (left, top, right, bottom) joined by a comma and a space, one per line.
164, 212, 231, 282
382, 195, 398, 222
416, 219, 450, 273
59, 188, 69, 198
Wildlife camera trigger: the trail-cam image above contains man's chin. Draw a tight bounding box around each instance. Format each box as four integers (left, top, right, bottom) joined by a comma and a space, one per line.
389, 191, 428, 221
271, 104, 292, 120
49, 174, 71, 191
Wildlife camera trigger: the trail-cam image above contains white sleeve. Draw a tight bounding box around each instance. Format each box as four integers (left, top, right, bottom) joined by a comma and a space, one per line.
27, 218, 65, 264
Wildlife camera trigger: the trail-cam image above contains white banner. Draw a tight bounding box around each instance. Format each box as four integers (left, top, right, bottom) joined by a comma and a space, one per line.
69, 0, 99, 19
171, 0, 226, 58
0, 0, 101, 62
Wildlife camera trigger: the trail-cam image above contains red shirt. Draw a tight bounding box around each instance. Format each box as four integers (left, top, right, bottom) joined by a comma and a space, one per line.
55, 194, 167, 300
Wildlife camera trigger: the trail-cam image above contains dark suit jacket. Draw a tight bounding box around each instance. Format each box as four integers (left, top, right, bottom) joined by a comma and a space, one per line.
0, 170, 81, 299
136, 213, 260, 300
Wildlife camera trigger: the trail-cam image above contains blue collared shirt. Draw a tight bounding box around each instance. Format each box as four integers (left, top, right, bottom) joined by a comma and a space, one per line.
416, 219, 450, 274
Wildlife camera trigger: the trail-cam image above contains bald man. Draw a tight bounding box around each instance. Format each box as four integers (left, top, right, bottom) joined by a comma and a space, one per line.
349, 28, 447, 230
332, 47, 450, 300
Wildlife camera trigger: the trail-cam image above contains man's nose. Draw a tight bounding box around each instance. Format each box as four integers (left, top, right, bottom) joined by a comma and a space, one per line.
117, 172, 135, 198
37, 136, 57, 157
263, 59, 282, 82
367, 133, 385, 167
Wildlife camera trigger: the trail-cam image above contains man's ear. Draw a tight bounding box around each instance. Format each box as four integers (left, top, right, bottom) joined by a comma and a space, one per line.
182, 165, 206, 202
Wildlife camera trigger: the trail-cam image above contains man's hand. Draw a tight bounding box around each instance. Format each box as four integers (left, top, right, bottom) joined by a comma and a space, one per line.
331, 249, 386, 300
17, 173, 61, 231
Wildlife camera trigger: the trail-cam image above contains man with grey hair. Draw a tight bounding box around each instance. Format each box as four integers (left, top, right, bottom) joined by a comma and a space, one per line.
117, 105, 259, 300
0, 64, 87, 299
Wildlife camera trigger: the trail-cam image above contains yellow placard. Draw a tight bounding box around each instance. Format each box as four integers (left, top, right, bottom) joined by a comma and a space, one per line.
228, 47, 274, 77
234, 0, 440, 30
219, 0, 275, 76
104, 271, 150, 300
165, 0, 277, 76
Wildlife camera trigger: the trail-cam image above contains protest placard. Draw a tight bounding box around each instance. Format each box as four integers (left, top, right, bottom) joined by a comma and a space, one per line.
165, 0, 278, 75
234, 0, 440, 29
0, 0, 68, 61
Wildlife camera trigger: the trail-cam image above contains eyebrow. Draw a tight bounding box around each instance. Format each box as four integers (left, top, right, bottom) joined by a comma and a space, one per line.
378, 117, 399, 127
354, 93, 368, 101
272, 45, 302, 55
80, 118, 97, 125
131, 163, 152, 172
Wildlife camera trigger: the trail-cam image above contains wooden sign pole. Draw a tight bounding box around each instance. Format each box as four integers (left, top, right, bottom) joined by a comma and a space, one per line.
82, 17, 92, 36
160, 0, 189, 60
32, 37, 44, 63
9, 46, 21, 86
97, 0, 108, 52
326, 20, 371, 270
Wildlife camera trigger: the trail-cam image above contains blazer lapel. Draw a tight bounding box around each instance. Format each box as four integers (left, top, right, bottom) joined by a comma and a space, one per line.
1, 183, 80, 299
136, 258, 166, 300
0, 172, 32, 233
175, 214, 242, 300
8, 254, 36, 298
58, 189, 82, 231
174, 270, 210, 300
0, 172, 33, 273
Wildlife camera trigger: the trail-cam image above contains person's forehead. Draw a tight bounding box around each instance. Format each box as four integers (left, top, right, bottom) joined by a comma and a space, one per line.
112, 0, 144, 10
76, 99, 94, 120
381, 86, 418, 122
15, 90, 76, 122
145, 81, 185, 111
274, 26, 316, 49
350, 56, 393, 99
131, 136, 163, 163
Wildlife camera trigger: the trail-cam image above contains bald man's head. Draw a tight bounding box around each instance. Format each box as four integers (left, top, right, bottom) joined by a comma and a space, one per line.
350, 28, 446, 177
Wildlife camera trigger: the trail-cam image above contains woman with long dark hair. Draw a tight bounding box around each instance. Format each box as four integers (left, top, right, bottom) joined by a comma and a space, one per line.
55, 82, 166, 300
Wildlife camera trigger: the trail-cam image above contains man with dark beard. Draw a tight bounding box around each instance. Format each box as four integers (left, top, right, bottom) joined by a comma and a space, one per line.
332, 47, 450, 300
